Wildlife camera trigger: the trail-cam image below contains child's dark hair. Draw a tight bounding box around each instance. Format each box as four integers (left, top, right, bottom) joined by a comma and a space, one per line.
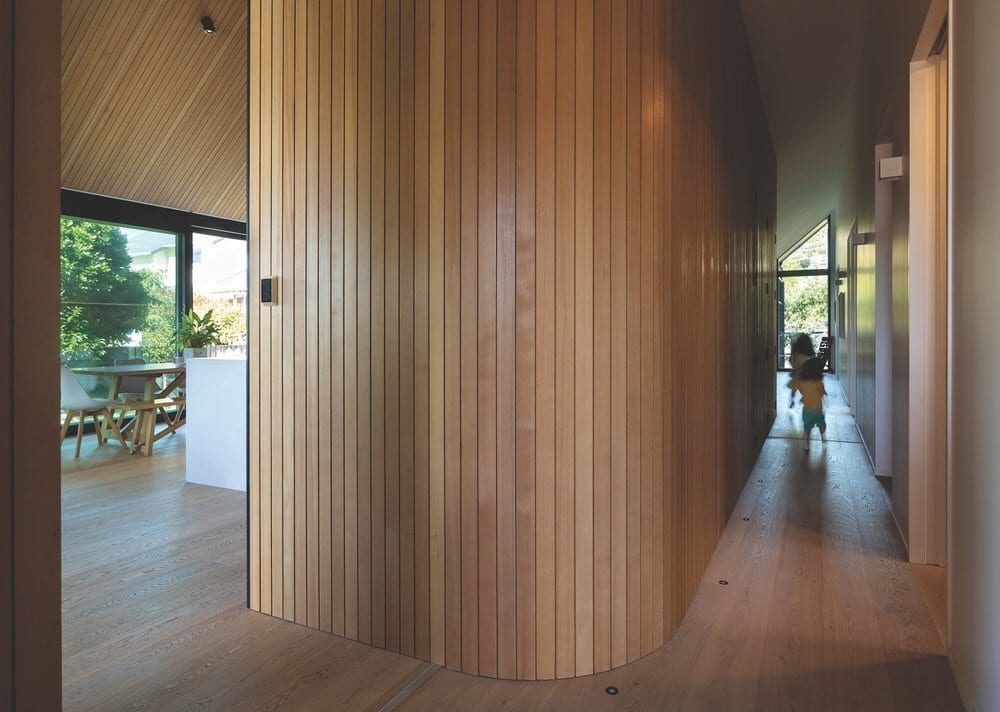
791, 333, 816, 357
800, 357, 824, 381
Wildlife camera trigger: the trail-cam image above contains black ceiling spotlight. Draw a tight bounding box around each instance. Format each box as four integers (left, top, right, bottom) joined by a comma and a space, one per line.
201, 16, 216, 35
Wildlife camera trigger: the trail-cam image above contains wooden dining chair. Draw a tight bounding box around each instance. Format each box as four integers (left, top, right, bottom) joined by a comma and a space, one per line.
59, 367, 127, 457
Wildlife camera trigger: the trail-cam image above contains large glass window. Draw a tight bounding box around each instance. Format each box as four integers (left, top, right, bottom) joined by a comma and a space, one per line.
778, 219, 831, 369
60, 218, 179, 373
191, 232, 248, 347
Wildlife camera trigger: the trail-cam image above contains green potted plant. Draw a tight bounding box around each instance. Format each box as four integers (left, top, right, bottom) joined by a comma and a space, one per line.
178, 309, 221, 361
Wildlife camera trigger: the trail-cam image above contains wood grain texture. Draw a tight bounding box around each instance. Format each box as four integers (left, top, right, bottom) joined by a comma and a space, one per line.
60, 382, 962, 710
514, 0, 537, 682
534, 0, 557, 679
442, 0, 463, 672
60, 435, 433, 712
398, 378, 962, 710
553, 0, 576, 678
61, 0, 248, 220
384, 0, 401, 655
428, 0, 447, 668
250, 0, 776, 679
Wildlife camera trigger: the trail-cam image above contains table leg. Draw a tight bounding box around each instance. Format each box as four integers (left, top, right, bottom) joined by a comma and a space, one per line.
100, 375, 125, 440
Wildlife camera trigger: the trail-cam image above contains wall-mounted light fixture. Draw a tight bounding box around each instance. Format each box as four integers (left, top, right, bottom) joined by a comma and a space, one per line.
201, 16, 216, 35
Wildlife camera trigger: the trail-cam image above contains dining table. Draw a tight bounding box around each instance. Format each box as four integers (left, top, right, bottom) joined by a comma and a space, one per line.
72, 362, 186, 454
72, 362, 186, 401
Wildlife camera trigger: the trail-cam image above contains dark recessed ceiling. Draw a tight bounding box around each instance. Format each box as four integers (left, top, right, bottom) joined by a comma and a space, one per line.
738, 0, 868, 252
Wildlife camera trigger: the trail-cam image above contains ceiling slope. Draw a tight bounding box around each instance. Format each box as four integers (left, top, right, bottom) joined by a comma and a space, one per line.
62, 0, 248, 221
738, 0, 868, 252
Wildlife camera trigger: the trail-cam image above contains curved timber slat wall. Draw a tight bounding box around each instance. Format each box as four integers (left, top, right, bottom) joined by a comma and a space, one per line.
249, 0, 776, 680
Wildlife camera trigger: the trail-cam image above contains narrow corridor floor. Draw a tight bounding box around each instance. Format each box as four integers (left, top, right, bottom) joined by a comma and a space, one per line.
61, 378, 964, 711
396, 375, 963, 711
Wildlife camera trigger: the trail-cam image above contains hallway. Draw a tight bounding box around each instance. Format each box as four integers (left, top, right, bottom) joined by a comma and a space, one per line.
62, 376, 962, 711
396, 374, 962, 710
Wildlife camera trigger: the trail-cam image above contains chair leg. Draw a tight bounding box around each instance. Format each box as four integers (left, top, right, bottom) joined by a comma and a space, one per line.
74, 411, 84, 458
59, 412, 72, 448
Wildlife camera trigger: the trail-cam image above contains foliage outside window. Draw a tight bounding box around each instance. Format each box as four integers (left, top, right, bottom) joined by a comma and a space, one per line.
782, 275, 828, 343
60, 218, 177, 367
779, 220, 830, 367
779, 221, 829, 271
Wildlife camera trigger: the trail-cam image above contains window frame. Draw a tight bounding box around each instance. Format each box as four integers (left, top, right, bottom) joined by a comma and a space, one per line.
777, 216, 834, 371
61, 189, 247, 327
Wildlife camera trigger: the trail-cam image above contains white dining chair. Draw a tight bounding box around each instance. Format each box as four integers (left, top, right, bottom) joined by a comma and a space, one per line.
60, 367, 127, 457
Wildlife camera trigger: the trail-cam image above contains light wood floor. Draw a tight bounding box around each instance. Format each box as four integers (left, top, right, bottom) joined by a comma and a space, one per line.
62, 376, 963, 711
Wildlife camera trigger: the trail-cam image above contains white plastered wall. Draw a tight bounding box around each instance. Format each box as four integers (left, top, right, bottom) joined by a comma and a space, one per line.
950, 0, 1000, 708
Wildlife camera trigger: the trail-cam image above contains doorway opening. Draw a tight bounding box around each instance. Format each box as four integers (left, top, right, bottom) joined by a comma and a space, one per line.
777, 218, 832, 370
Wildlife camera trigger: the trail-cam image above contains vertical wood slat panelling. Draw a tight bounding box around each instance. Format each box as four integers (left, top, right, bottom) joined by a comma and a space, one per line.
592, 0, 612, 675
608, 0, 628, 671
573, 0, 595, 679
476, 0, 498, 679
624, 0, 642, 663
249, 0, 263, 614
414, 0, 432, 663
370, 0, 387, 651
258, 0, 274, 617
331, 0, 348, 638
317, 0, 333, 635
356, 0, 373, 646
495, 0, 518, 682
399, 0, 417, 658
553, 0, 576, 678
514, 0, 538, 682
343, 0, 359, 641
251, 0, 776, 680
428, 0, 447, 666
459, 0, 480, 674
442, 0, 463, 672
383, 0, 401, 654
533, 0, 557, 680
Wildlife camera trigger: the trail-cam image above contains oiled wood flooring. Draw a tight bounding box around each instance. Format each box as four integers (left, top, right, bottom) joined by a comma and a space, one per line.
62, 376, 963, 711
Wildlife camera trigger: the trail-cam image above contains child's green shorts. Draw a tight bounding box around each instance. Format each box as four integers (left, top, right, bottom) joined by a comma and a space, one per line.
803, 407, 826, 432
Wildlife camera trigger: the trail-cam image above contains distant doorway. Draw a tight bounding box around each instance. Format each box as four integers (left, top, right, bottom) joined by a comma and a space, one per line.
777, 218, 831, 370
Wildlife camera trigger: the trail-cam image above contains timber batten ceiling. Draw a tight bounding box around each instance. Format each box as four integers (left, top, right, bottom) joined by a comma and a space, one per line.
62, 0, 248, 221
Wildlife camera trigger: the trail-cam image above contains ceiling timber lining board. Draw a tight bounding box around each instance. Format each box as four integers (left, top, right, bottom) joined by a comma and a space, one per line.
62, 0, 248, 221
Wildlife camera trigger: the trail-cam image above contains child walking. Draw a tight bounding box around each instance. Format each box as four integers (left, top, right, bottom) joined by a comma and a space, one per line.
793, 357, 827, 450
787, 333, 816, 407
